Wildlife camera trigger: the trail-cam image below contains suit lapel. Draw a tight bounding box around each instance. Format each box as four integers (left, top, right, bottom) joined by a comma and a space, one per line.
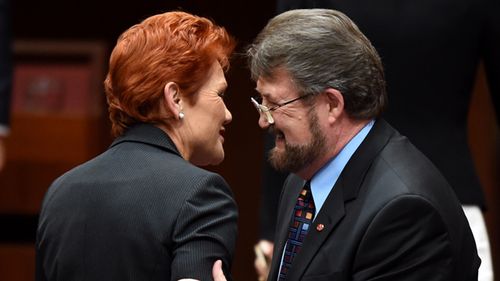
283, 119, 395, 281
286, 182, 346, 281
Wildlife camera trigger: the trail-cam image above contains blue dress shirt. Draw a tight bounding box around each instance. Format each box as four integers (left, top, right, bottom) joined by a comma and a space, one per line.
277, 120, 375, 280
310, 119, 374, 219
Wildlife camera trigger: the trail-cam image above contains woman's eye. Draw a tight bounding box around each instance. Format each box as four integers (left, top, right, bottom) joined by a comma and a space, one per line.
218, 91, 226, 98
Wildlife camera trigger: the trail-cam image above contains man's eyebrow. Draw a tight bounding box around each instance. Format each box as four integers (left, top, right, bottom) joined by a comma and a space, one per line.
254, 88, 271, 99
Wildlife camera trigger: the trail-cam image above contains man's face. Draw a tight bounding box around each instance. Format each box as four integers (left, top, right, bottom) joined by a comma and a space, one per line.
255, 69, 327, 173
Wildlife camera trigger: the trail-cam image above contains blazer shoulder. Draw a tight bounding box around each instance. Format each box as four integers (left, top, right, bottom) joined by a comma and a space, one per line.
353, 194, 474, 280
376, 135, 452, 193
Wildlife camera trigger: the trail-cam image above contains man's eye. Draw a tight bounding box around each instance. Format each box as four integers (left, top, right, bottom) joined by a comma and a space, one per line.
253, 96, 263, 103
218, 91, 226, 98
264, 100, 278, 108
255, 97, 274, 107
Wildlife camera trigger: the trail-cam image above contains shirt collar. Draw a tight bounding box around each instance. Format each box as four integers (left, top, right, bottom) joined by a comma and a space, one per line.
310, 119, 375, 217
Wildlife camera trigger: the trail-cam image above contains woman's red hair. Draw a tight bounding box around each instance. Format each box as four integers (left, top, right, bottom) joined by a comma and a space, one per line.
104, 11, 236, 137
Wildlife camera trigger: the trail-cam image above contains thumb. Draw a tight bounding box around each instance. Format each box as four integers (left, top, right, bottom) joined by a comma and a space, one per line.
212, 260, 227, 281
260, 240, 274, 256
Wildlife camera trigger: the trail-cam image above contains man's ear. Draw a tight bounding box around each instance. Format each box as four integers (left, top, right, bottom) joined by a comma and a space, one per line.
163, 82, 182, 119
324, 88, 344, 124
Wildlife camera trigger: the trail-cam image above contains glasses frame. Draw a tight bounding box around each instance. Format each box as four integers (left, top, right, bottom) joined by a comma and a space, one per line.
250, 93, 314, 124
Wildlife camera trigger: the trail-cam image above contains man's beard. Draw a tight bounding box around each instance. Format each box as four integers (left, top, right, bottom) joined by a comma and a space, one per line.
268, 111, 326, 173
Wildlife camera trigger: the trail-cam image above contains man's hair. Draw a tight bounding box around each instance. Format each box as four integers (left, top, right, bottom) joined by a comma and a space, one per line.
247, 9, 386, 119
104, 11, 235, 137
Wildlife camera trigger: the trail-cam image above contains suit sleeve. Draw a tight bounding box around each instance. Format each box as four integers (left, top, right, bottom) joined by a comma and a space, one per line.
352, 195, 478, 281
35, 232, 48, 281
0, 0, 12, 129
170, 173, 238, 281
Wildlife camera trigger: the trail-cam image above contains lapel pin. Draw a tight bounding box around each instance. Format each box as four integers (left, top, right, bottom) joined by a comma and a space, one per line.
316, 223, 325, 231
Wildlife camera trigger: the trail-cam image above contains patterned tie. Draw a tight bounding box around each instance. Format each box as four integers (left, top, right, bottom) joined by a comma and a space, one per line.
279, 181, 316, 281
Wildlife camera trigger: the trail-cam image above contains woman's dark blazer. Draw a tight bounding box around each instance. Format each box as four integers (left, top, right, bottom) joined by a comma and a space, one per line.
35, 123, 238, 281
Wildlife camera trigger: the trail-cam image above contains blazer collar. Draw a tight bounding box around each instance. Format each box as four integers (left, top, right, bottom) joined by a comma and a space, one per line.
110, 123, 182, 157
270, 119, 396, 281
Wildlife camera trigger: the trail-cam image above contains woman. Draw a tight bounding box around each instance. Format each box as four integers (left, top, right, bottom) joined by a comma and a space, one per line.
36, 11, 238, 281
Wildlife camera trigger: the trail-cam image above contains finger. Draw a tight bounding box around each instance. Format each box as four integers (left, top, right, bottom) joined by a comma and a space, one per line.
254, 244, 268, 274
259, 240, 274, 257
212, 260, 227, 281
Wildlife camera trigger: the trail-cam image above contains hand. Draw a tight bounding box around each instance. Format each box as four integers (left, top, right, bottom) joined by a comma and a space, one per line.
212, 260, 227, 281
254, 240, 274, 281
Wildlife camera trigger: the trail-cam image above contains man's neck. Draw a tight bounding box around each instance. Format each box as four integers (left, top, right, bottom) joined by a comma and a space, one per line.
296, 118, 371, 180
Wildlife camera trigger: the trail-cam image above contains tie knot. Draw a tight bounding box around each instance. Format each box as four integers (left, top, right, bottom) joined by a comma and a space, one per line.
304, 180, 311, 188
303, 180, 311, 191
299, 181, 312, 201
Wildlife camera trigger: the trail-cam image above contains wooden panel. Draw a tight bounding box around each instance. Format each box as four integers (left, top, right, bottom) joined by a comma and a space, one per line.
0, 41, 111, 214
5, 113, 107, 163
0, 41, 110, 281
0, 114, 110, 214
0, 244, 35, 281
0, 162, 78, 213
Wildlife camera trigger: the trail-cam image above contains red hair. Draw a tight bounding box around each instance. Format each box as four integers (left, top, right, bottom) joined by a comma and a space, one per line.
104, 11, 236, 137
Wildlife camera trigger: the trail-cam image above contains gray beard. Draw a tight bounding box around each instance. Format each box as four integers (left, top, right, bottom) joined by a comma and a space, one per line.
268, 111, 326, 173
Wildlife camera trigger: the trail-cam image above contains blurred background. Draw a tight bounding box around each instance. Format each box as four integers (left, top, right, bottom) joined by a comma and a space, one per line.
0, 0, 498, 280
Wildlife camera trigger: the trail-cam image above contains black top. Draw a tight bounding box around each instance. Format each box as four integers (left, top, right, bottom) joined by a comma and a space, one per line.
36, 124, 238, 281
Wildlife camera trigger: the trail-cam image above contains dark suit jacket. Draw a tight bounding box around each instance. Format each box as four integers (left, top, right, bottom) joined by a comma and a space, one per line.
0, 0, 12, 127
36, 124, 238, 281
268, 119, 480, 281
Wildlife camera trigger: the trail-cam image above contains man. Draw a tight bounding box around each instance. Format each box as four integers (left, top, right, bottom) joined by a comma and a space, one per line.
257, 0, 498, 279
215, 8, 479, 280
0, 0, 12, 172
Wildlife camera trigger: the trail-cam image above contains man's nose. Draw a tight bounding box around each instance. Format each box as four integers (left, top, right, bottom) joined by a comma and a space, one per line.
258, 113, 270, 129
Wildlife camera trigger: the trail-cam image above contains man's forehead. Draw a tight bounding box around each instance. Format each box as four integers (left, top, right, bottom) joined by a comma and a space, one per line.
256, 71, 297, 97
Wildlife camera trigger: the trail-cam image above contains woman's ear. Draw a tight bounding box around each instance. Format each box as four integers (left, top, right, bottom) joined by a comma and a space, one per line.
324, 88, 344, 124
163, 82, 183, 120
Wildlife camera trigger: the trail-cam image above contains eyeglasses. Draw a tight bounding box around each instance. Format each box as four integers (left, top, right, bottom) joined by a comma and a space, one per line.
250, 93, 314, 124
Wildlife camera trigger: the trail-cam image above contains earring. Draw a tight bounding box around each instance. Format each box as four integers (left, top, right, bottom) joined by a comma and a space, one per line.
179, 112, 185, 119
